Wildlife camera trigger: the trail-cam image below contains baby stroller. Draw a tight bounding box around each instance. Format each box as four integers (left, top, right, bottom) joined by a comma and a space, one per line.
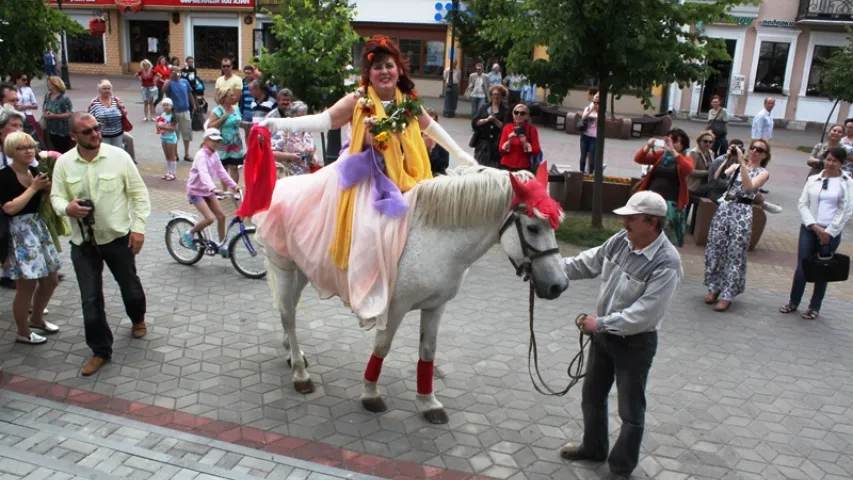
191, 78, 208, 132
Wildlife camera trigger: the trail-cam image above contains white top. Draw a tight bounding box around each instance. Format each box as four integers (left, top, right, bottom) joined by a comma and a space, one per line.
816, 177, 843, 227
799, 172, 853, 237
17, 86, 37, 107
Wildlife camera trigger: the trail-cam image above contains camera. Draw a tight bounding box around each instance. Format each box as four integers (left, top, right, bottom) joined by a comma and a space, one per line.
78, 199, 96, 226
514, 126, 525, 136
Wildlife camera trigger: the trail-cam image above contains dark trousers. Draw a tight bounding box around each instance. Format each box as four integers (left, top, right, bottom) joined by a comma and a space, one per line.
580, 135, 597, 173
789, 225, 841, 312
581, 331, 658, 475
49, 134, 71, 153
70, 234, 146, 360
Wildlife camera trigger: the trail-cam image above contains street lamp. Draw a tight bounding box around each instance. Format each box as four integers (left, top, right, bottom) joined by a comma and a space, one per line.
441, 0, 460, 118
57, 0, 72, 89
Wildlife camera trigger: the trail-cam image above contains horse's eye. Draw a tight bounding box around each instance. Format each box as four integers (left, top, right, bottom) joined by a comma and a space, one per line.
526, 225, 541, 234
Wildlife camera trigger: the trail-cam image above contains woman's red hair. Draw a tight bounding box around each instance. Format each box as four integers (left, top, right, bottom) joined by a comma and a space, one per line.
359, 35, 416, 94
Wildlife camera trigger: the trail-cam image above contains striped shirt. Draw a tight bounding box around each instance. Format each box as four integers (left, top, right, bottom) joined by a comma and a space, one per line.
88, 96, 124, 138
563, 230, 683, 336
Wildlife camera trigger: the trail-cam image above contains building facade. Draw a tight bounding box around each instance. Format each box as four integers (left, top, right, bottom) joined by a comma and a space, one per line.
50, 0, 256, 81
675, 0, 853, 125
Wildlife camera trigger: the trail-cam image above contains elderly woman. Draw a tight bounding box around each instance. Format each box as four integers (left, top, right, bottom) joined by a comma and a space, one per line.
471, 84, 508, 168
807, 124, 845, 177
633, 128, 694, 247
136, 59, 160, 122
1, 132, 61, 345
42, 77, 73, 153
704, 138, 772, 312
208, 88, 250, 184
780, 146, 853, 320
269, 100, 321, 177
87, 79, 128, 149
499, 103, 541, 172
687, 130, 715, 199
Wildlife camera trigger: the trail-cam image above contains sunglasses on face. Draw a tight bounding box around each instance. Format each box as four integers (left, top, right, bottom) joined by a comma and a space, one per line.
702, 139, 713, 144
823, 178, 829, 190
592, 101, 599, 104
77, 125, 101, 136
513, 111, 528, 116
750, 145, 766, 154
222, 65, 232, 69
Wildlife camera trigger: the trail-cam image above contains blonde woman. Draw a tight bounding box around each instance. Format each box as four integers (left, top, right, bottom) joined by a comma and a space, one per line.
42, 76, 73, 153
207, 88, 249, 184
136, 59, 160, 121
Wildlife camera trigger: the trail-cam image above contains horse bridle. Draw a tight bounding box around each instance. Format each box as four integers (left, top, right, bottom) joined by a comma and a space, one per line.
498, 205, 590, 397
497, 205, 561, 282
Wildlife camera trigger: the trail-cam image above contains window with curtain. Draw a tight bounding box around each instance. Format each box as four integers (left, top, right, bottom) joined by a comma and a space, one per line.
806, 45, 840, 97
66, 33, 105, 64
754, 41, 790, 94
193, 26, 239, 69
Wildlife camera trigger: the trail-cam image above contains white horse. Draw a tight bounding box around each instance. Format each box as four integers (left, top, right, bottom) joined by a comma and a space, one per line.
264, 166, 569, 424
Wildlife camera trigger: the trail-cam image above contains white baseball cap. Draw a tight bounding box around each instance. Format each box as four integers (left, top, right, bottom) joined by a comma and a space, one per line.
160, 97, 173, 106
204, 128, 223, 141
613, 191, 668, 217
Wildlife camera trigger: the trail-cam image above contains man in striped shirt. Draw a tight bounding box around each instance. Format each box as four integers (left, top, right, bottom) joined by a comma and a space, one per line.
558, 191, 683, 479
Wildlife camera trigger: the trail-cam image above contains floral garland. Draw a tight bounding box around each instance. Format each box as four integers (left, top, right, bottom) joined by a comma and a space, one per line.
356, 87, 424, 151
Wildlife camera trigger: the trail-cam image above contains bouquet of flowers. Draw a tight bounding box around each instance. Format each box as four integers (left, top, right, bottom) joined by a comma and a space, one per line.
36, 150, 70, 251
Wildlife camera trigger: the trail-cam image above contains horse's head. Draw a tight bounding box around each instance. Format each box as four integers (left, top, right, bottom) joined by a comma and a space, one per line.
499, 170, 569, 300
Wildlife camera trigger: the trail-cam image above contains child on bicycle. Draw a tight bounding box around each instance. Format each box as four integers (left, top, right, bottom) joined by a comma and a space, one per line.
183, 128, 240, 257
156, 98, 178, 180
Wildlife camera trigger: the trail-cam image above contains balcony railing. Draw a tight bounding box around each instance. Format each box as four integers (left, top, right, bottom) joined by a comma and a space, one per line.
798, 0, 853, 22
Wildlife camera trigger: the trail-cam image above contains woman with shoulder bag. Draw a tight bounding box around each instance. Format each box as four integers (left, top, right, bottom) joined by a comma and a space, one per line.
687, 130, 715, 198
707, 95, 729, 157
780, 147, 853, 320
471, 84, 508, 168
579, 93, 599, 174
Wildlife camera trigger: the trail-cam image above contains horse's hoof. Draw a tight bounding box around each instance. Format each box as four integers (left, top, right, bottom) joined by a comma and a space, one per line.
287, 355, 309, 368
422, 408, 449, 424
294, 379, 315, 394
361, 397, 388, 413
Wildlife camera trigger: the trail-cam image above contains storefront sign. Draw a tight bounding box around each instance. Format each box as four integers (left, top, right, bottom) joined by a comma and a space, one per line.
760, 19, 795, 27
50, 0, 254, 7
722, 15, 755, 26
731, 74, 745, 96
48, 0, 116, 6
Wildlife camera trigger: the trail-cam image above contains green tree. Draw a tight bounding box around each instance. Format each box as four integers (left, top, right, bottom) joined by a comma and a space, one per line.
0, 0, 84, 80
256, 0, 360, 114
480, 0, 748, 228
445, 0, 519, 68
813, 27, 853, 140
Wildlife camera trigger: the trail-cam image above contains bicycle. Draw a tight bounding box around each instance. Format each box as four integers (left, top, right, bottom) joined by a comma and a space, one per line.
164, 191, 266, 279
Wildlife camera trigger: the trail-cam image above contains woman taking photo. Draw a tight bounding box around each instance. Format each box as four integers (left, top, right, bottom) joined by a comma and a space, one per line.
87, 79, 128, 149
1, 132, 61, 345
208, 88, 249, 185
579, 93, 599, 174
704, 138, 771, 312
41, 76, 73, 153
499, 103, 541, 172
471, 84, 508, 169
807, 124, 844, 176
632, 128, 694, 246
780, 146, 853, 320
707, 95, 729, 157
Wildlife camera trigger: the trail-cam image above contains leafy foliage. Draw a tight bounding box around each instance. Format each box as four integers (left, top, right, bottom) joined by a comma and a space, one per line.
256, 0, 360, 113
0, 0, 84, 80
445, 0, 519, 69
815, 27, 853, 104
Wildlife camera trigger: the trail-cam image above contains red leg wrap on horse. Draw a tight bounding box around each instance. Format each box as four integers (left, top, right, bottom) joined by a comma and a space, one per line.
417, 360, 434, 395
364, 354, 384, 383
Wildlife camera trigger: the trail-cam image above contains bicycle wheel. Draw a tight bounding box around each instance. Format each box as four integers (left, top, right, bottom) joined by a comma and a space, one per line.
229, 227, 266, 279
165, 218, 205, 266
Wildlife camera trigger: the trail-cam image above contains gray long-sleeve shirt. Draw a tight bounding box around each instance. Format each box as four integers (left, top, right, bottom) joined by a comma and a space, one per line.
563, 230, 683, 336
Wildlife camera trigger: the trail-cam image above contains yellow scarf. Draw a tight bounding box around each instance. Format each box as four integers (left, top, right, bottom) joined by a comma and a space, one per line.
329, 86, 433, 269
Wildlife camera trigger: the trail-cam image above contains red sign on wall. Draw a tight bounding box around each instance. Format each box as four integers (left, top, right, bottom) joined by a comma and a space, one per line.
49, 0, 255, 8
48, 0, 116, 5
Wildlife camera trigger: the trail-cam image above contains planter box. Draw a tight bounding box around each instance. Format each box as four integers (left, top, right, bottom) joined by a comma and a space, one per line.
580, 180, 636, 212
549, 172, 640, 212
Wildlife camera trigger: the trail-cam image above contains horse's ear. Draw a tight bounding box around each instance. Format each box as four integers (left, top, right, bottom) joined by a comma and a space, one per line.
509, 172, 524, 196
535, 161, 548, 187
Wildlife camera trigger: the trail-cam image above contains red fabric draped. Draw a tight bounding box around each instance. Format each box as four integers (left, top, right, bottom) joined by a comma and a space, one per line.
236, 125, 277, 218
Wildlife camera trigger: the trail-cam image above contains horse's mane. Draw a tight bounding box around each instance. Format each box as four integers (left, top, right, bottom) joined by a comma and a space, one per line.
414, 166, 533, 228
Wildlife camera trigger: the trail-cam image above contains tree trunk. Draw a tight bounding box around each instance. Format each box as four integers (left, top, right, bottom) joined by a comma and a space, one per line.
592, 81, 609, 229
821, 99, 840, 144
610, 91, 616, 120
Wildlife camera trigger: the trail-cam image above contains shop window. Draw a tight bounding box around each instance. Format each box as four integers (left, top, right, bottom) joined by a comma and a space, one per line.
66, 33, 105, 64
129, 21, 170, 63
193, 26, 239, 69
753, 41, 790, 94
806, 45, 840, 97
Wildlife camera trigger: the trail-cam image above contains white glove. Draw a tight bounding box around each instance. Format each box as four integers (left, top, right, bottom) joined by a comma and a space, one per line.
423, 119, 477, 167
260, 111, 332, 133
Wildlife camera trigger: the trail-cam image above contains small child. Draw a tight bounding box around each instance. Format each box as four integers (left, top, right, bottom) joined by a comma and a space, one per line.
183, 128, 239, 257
157, 98, 178, 180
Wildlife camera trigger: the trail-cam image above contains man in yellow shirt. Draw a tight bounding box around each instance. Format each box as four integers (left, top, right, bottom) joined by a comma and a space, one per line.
50, 112, 151, 377
214, 57, 243, 104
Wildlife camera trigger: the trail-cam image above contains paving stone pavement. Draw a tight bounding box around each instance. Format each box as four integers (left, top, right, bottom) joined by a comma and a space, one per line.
2, 210, 853, 479
0, 389, 376, 480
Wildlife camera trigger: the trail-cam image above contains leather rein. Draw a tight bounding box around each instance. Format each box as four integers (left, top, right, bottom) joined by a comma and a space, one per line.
498, 206, 591, 397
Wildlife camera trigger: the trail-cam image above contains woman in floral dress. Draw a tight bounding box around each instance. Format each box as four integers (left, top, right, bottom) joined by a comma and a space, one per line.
704, 138, 772, 312
208, 88, 249, 186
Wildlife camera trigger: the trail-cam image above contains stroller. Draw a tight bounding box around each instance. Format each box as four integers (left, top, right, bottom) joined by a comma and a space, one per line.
191, 78, 208, 132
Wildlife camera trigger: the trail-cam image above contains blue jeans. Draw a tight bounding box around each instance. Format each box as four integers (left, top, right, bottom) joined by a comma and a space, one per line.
789, 225, 842, 312
471, 97, 485, 116
580, 134, 597, 173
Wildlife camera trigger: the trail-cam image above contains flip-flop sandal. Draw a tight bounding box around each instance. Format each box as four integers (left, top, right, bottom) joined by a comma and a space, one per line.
165, 174, 176, 181
779, 304, 797, 314
801, 310, 819, 320
184, 156, 192, 162
704, 293, 719, 304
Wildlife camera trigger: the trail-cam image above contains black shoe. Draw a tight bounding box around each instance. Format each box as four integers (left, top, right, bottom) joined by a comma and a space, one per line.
558, 443, 607, 462
0, 277, 16, 290
58, 273, 65, 282
760, 188, 769, 194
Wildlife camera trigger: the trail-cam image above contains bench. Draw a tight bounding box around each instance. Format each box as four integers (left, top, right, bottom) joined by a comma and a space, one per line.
630, 115, 672, 138
540, 105, 571, 130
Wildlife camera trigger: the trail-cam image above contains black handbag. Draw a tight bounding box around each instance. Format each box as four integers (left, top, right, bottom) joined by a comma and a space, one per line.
706, 110, 727, 138
577, 116, 589, 133
802, 251, 850, 283
0, 212, 10, 265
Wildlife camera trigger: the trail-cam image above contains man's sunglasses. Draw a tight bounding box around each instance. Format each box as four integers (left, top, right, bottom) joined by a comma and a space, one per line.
77, 125, 101, 136
823, 178, 829, 190
221, 65, 232, 69
750, 145, 766, 154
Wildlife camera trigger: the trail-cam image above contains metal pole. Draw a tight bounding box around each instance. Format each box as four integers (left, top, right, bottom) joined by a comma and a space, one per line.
441, 0, 459, 118
58, 0, 72, 89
